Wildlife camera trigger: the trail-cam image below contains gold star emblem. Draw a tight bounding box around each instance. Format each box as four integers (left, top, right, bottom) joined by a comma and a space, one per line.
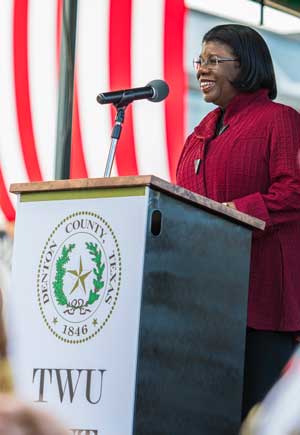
68, 257, 92, 294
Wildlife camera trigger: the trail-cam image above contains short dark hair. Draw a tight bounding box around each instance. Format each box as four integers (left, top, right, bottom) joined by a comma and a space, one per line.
203, 24, 277, 100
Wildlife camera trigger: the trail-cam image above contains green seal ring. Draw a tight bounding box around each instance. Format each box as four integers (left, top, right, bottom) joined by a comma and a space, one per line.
37, 211, 122, 344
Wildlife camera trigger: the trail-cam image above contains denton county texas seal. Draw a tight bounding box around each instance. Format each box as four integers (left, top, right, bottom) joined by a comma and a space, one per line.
37, 211, 121, 344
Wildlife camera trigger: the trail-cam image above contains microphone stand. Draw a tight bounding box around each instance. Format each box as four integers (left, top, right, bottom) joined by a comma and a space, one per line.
104, 94, 132, 177
101, 80, 169, 177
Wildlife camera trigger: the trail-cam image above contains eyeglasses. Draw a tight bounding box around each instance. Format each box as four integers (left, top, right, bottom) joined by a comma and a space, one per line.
193, 56, 239, 71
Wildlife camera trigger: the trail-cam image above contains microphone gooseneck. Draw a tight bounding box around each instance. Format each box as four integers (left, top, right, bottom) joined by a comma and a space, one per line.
98, 79, 169, 178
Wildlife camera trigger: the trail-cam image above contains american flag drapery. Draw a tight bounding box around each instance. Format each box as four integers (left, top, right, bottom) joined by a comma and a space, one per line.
0, 0, 187, 223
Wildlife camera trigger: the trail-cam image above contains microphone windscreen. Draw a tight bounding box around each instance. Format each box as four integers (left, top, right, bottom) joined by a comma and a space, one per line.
146, 79, 169, 102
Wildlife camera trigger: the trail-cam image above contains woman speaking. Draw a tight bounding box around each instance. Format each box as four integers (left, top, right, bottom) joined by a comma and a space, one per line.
176, 24, 300, 418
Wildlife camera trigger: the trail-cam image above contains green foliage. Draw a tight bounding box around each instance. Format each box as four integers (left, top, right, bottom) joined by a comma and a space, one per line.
86, 242, 105, 305
52, 242, 105, 309
53, 244, 75, 305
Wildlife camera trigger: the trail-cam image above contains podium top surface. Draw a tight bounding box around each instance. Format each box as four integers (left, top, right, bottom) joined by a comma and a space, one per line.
10, 175, 265, 231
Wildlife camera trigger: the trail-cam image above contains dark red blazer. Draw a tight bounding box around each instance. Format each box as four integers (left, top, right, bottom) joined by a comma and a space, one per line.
176, 89, 300, 330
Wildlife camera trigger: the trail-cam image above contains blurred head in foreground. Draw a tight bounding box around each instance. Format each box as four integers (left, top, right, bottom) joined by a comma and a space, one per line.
240, 346, 300, 435
0, 394, 68, 435
0, 288, 13, 393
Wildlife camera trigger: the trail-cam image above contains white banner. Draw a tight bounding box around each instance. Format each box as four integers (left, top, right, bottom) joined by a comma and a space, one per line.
10, 191, 149, 434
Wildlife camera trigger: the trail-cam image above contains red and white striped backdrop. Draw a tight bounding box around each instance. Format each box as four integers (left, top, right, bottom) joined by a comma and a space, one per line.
0, 0, 187, 224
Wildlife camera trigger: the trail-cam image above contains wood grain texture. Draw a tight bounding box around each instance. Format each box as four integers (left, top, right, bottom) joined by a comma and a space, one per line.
10, 175, 265, 230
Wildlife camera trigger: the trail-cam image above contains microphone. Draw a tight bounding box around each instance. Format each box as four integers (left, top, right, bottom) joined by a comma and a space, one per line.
96, 79, 169, 106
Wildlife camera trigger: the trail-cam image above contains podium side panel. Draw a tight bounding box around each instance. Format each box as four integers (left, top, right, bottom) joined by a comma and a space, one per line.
134, 189, 252, 435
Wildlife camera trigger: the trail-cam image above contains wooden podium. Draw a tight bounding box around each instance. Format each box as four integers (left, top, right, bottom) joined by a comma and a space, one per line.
10, 176, 264, 435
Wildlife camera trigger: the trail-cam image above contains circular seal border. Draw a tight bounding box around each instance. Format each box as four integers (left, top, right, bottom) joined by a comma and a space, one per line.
37, 211, 122, 344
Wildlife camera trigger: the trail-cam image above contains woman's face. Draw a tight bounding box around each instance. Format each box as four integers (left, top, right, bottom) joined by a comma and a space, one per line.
197, 40, 240, 108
